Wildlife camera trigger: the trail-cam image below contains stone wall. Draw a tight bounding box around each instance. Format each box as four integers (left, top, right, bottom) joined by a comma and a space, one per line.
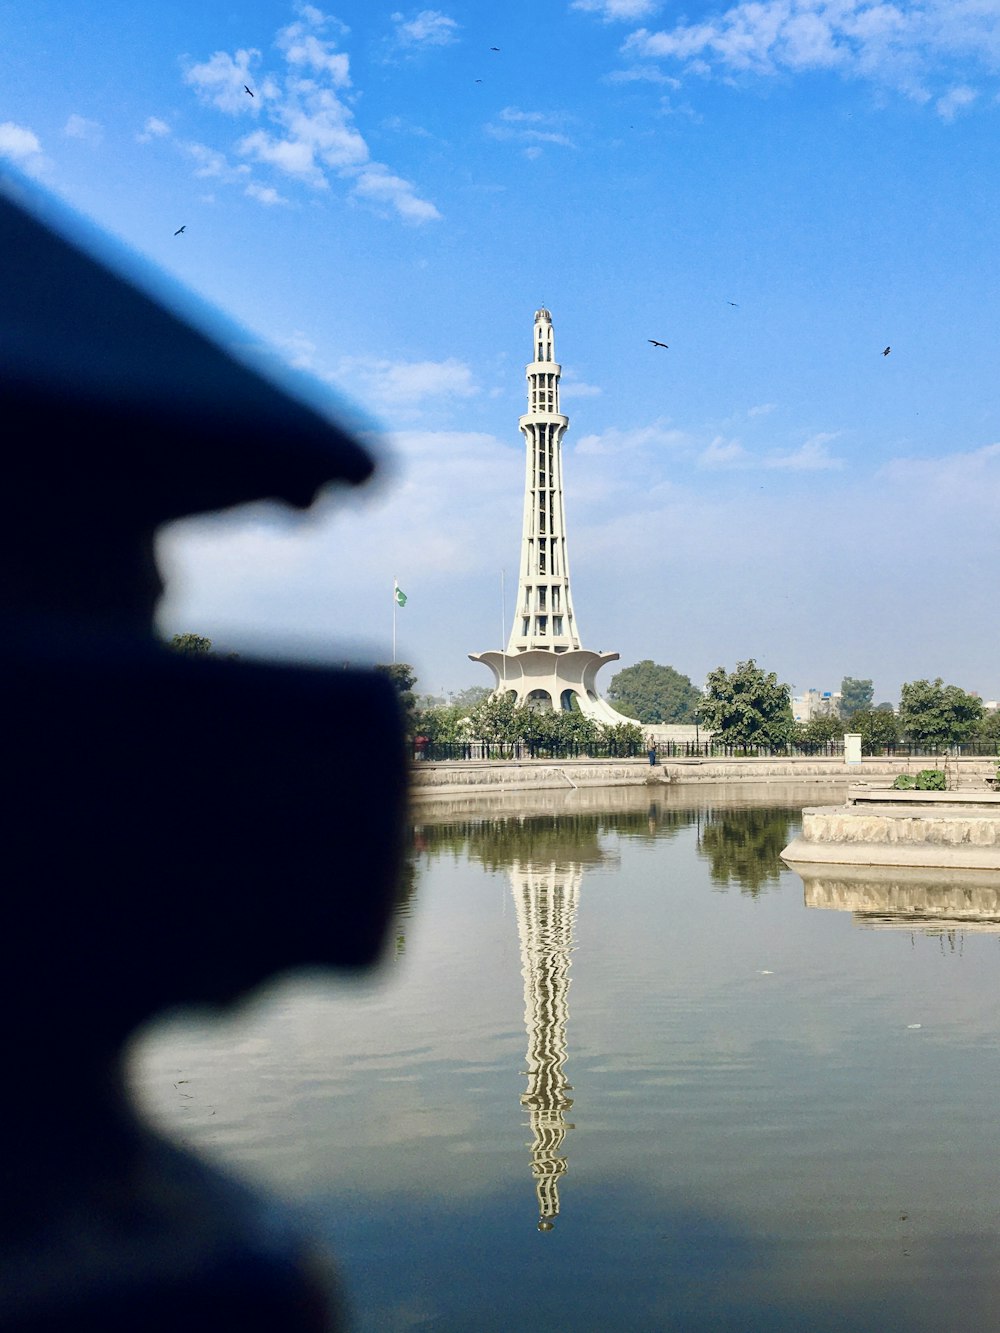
410, 756, 994, 801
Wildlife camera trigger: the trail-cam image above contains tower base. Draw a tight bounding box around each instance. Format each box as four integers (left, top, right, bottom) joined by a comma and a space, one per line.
469, 648, 634, 724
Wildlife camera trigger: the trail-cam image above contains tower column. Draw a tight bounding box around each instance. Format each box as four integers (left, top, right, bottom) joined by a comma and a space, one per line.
471, 309, 632, 722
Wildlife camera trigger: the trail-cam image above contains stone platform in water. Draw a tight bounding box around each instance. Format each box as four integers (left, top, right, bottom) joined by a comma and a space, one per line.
782, 786, 1000, 872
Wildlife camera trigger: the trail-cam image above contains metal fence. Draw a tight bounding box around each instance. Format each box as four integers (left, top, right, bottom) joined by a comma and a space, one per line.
411, 739, 1000, 763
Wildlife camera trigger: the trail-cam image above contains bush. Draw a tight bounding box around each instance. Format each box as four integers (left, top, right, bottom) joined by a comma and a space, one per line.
915, 768, 946, 790
892, 774, 916, 789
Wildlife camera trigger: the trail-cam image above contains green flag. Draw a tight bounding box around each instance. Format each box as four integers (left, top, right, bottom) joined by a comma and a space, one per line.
394, 583, 407, 607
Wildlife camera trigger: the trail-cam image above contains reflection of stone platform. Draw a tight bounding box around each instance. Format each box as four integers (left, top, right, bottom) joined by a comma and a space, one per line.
799, 864, 1000, 933
782, 787, 1000, 871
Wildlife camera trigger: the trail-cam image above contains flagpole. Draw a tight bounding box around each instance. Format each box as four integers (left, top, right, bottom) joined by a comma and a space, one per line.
392, 577, 397, 664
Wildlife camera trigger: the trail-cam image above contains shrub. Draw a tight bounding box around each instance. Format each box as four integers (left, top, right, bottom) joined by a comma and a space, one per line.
915, 769, 946, 790
892, 774, 916, 789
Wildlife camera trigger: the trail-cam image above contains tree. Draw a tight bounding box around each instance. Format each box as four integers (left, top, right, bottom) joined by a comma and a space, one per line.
170, 633, 213, 655
607, 660, 702, 724
598, 720, 645, 756
849, 707, 899, 754
795, 713, 843, 747
973, 709, 1000, 750
450, 685, 491, 711
467, 692, 523, 747
898, 678, 983, 748
375, 662, 418, 733
699, 660, 794, 749
839, 677, 873, 720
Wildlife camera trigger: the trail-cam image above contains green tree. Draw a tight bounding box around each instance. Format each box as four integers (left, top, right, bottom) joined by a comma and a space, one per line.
450, 685, 492, 711
170, 633, 213, 655
700, 660, 794, 749
376, 662, 418, 733
898, 678, 983, 748
597, 720, 645, 756
973, 708, 1000, 750
795, 713, 843, 747
607, 660, 703, 724
468, 692, 523, 747
839, 677, 874, 720
849, 707, 900, 754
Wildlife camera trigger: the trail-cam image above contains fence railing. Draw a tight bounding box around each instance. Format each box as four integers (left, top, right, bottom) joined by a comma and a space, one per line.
411, 739, 1000, 763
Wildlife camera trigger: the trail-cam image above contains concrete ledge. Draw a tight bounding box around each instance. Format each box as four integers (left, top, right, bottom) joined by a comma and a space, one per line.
782, 796, 1000, 870
411, 757, 996, 800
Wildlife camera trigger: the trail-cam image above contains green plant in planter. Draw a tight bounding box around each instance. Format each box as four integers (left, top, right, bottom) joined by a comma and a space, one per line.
915, 768, 946, 790
892, 773, 917, 789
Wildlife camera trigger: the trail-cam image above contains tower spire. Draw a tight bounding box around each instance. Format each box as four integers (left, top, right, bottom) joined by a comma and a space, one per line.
470, 308, 632, 722
507, 308, 580, 654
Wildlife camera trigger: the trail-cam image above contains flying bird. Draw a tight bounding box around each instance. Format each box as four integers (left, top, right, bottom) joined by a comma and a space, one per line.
648, 339, 668, 348
727, 301, 739, 307
882, 346, 891, 356
174, 225, 186, 235
244, 84, 254, 96
490, 46, 500, 51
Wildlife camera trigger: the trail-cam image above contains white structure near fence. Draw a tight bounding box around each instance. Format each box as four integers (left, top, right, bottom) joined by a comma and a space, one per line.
470, 308, 635, 724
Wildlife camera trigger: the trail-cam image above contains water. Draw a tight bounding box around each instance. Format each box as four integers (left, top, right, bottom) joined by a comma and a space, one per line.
128, 785, 1000, 1331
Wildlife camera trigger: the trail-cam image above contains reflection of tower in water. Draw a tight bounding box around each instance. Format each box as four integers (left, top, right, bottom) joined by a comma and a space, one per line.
511, 857, 581, 1232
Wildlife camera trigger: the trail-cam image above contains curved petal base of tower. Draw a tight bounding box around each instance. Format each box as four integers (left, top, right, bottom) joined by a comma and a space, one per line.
469, 648, 635, 724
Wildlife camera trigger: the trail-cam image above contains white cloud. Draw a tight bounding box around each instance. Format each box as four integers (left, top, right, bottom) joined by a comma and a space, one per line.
184, 5, 441, 224
137, 116, 171, 142
184, 141, 250, 181
605, 64, 681, 84
184, 48, 261, 115
64, 114, 102, 145
391, 10, 460, 47
622, 1, 1000, 104
572, 0, 660, 19
764, 432, 843, 470
350, 165, 443, 222
576, 421, 689, 455
936, 84, 977, 120
245, 180, 289, 205
0, 121, 46, 175
561, 376, 602, 399
276, 12, 352, 83
699, 434, 749, 467
332, 356, 477, 413
486, 106, 575, 150
880, 442, 1000, 502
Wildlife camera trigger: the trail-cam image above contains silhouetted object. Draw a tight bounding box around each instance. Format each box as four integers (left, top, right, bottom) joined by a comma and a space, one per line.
174, 224, 185, 234
244, 84, 254, 96
490, 46, 500, 50
0, 179, 406, 1330
727, 301, 738, 307
648, 339, 668, 348
883, 345, 891, 356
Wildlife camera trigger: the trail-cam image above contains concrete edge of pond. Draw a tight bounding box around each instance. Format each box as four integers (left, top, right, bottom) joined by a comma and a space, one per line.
410, 757, 997, 801
782, 789, 1000, 871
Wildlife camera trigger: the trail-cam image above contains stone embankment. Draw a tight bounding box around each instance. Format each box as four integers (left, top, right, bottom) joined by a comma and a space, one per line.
409, 756, 994, 801
782, 785, 1000, 871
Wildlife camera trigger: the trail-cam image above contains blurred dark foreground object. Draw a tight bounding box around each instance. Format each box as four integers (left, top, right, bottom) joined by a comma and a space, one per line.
0, 180, 407, 1330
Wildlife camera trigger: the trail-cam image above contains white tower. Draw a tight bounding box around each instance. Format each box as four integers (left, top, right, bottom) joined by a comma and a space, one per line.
470, 309, 631, 721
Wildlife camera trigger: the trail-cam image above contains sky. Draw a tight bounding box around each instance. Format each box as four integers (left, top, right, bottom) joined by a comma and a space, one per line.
4, 0, 1000, 705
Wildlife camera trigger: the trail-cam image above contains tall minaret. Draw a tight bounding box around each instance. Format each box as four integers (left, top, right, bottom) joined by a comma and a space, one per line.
508, 308, 580, 655
470, 309, 632, 722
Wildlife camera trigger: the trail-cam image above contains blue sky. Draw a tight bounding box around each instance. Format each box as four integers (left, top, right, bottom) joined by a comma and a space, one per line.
4, 0, 1000, 704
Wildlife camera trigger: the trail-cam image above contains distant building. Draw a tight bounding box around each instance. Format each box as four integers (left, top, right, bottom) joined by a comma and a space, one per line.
791, 689, 842, 723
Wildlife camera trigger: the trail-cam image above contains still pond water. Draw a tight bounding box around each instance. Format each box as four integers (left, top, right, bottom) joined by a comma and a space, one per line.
129, 784, 1000, 1331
